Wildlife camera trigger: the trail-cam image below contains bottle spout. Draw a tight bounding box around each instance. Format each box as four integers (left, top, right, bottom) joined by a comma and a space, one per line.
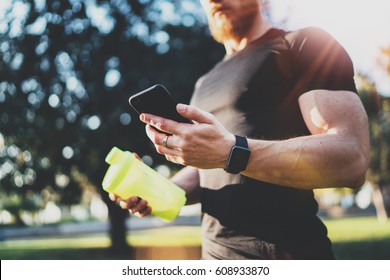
105, 147, 124, 165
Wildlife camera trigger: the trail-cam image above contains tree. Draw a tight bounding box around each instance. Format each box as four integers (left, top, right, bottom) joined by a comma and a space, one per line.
358, 75, 390, 222
0, 0, 223, 253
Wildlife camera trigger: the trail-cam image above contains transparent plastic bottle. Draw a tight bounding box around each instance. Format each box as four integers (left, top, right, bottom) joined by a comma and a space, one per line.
102, 147, 187, 222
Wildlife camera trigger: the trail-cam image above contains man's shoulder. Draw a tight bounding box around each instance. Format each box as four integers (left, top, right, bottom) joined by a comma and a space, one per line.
284, 26, 341, 54
287, 26, 331, 36
248, 27, 336, 53
285, 26, 336, 44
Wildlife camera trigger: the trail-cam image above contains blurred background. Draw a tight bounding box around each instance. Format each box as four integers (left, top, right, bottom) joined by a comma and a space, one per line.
0, 0, 389, 260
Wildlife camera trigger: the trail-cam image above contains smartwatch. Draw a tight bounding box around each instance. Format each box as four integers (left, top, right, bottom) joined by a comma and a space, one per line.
224, 135, 251, 174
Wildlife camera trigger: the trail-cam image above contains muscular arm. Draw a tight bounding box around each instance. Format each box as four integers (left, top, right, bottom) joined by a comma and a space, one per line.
242, 90, 370, 189
140, 89, 369, 191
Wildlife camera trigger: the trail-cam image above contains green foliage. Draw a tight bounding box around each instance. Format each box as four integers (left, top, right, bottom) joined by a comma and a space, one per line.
0, 0, 223, 214
0, 0, 224, 250
357, 75, 390, 186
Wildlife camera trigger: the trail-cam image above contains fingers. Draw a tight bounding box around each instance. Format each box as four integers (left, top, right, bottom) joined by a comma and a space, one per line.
133, 152, 141, 160
114, 195, 152, 218
145, 124, 169, 147
145, 125, 182, 156
109, 193, 119, 202
128, 198, 152, 217
140, 113, 183, 135
176, 103, 215, 124
141, 105, 219, 167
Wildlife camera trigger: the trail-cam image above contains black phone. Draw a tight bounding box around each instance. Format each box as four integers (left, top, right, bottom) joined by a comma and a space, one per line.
129, 84, 193, 130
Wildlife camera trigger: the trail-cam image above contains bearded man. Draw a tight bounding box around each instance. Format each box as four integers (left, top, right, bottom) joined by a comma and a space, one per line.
114, 0, 369, 260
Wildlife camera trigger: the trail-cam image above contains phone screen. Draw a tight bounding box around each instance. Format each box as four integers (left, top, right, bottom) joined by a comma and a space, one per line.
129, 84, 192, 124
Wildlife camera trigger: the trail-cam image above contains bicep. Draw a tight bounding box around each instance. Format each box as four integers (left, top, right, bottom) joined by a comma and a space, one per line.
298, 90, 368, 138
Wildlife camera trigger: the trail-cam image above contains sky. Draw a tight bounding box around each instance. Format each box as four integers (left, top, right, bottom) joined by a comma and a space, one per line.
270, 0, 390, 96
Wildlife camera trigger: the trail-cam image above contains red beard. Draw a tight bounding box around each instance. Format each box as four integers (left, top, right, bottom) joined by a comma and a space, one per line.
208, 1, 259, 43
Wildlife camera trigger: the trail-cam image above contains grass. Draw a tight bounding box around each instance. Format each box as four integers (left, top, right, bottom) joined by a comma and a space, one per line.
0, 216, 389, 260
324, 216, 390, 259
128, 226, 201, 247
325, 216, 390, 241
0, 226, 201, 260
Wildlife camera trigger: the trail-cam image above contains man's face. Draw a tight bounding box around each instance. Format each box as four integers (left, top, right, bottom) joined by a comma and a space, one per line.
200, 0, 260, 43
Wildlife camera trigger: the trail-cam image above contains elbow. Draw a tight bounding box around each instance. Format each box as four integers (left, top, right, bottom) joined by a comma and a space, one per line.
347, 170, 367, 189
345, 149, 369, 189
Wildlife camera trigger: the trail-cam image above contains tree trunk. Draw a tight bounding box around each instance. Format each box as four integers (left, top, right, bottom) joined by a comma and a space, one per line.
93, 162, 132, 255
100, 188, 132, 254
109, 201, 130, 251
372, 183, 388, 223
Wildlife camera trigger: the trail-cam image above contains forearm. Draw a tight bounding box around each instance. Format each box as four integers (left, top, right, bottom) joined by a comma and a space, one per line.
140, 91, 369, 190
243, 133, 368, 190
170, 166, 200, 205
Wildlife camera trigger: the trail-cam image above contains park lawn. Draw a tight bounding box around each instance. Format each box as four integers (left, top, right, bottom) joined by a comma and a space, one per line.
325, 216, 390, 242
0, 226, 201, 260
127, 226, 201, 247
324, 216, 390, 259
0, 216, 389, 259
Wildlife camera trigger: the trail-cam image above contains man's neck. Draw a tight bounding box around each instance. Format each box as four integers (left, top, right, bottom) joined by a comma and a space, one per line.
224, 16, 272, 56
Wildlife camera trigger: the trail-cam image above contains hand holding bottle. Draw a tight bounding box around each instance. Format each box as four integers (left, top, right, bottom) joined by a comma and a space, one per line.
102, 147, 186, 222
109, 193, 152, 217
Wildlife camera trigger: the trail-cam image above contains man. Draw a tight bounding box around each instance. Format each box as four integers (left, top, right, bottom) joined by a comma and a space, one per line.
113, 0, 369, 259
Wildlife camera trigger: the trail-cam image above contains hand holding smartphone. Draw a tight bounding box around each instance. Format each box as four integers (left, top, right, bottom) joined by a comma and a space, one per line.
129, 84, 193, 134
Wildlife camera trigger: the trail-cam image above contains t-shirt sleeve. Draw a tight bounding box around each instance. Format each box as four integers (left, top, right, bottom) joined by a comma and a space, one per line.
289, 27, 357, 94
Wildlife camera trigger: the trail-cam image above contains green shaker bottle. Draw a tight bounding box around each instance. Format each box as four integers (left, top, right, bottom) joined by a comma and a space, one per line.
102, 147, 186, 222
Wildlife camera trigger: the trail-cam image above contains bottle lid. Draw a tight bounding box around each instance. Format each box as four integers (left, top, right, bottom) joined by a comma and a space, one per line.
102, 147, 133, 193
105, 146, 123, 165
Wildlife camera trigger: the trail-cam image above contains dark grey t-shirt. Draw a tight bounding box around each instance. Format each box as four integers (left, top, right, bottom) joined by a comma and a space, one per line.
190, 27, 357, 259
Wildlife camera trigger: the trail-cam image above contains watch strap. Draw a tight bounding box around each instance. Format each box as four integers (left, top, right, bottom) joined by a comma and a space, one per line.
235, 135, 248, 149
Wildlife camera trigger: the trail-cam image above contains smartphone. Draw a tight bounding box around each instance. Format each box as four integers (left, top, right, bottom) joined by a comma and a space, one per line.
129, 84, 193, 131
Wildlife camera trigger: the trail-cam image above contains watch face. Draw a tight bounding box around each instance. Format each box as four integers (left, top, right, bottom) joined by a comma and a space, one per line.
226, 146, 250, 174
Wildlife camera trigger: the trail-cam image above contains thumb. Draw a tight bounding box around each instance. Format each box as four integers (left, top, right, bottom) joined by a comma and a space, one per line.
133, 152, 141, 161
177, 104, 214, 124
